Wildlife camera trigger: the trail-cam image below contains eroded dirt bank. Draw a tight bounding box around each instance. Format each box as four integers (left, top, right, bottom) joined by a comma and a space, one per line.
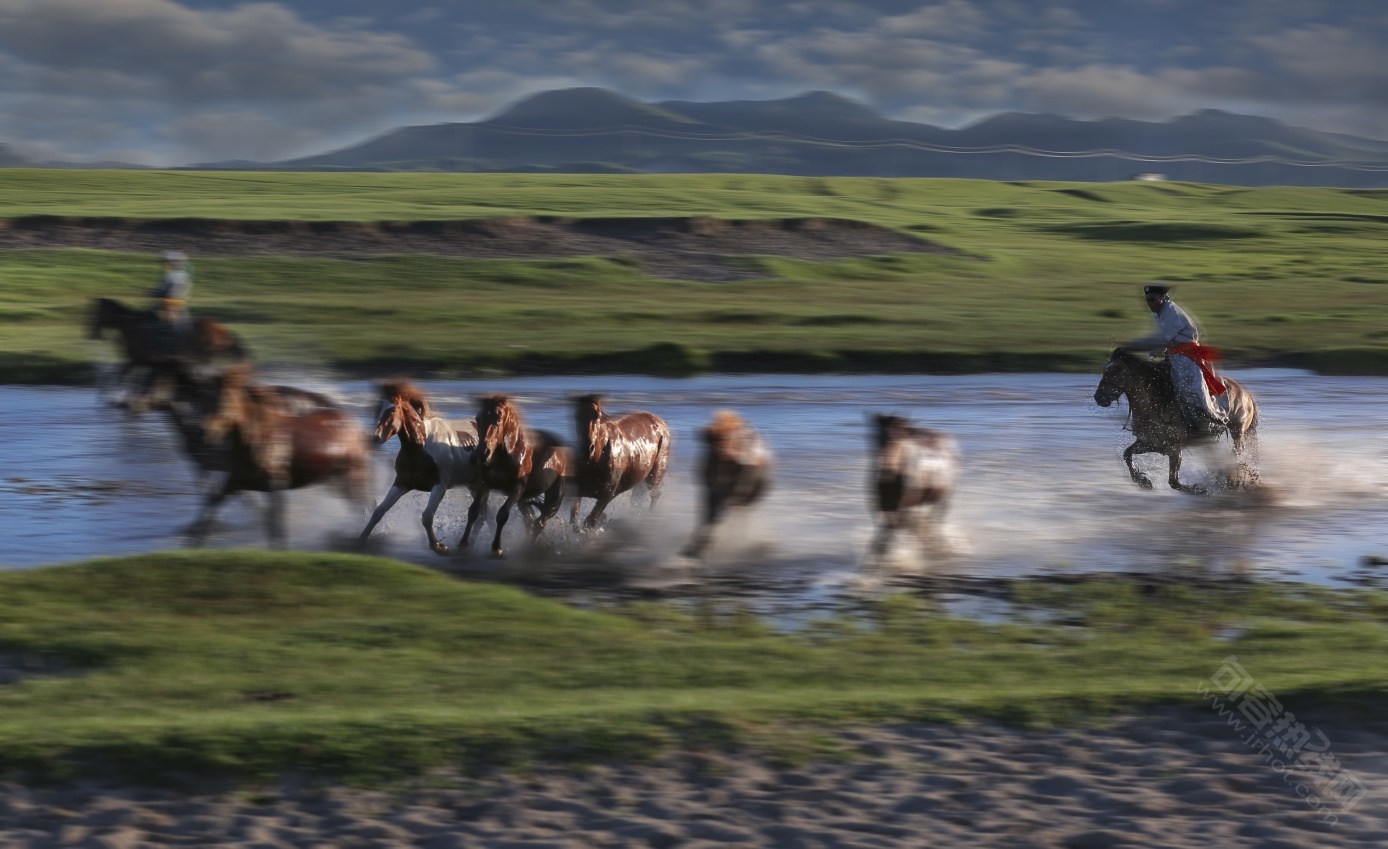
0, 215, 960, 281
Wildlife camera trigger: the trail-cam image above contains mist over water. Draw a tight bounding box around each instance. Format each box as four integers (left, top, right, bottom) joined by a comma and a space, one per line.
2, 372, 1385, 605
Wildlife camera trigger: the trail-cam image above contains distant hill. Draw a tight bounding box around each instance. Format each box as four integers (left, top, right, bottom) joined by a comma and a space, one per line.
199, 88, 1388, 187
0, 144, 29, 167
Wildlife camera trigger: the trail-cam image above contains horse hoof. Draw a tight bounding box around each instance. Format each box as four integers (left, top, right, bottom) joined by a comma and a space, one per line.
1135, 478, 1154, 490
492, 548, 505, 559
431, 544, 452, 556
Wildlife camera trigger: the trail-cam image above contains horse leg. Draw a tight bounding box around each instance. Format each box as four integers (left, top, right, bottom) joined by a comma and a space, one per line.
583, 495, 615, 531
1229, 425, 1260, 489
358, 484, 407, 543
1124, 443, 1153, 489
568, 496, 584, 530
684, 491, 727, 559
421, 484, 452, 555
187, 479, 234, 545
491, 487, 523, 557
459, 485, 489, 549
529, 477, 566, 543
263, 488, 288, 549
1167, 449, 1207, 495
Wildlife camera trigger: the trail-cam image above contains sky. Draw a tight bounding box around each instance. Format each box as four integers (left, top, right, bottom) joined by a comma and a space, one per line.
1, 0, 1385, 165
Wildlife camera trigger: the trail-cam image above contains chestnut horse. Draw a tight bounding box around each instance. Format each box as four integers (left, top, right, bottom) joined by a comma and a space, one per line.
357, 380, 482, 554
869, 413, 960, 561
570, 394, 671, 531
461, 395, 569, 557
1093, 347, 1259, 493
157, 362, 340, 492
684, 410, 772, 558
88, 297, 247, 407
189, 364, 371, 546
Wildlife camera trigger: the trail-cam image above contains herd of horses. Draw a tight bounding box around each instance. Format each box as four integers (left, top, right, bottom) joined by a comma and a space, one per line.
89, 296, 1261, 563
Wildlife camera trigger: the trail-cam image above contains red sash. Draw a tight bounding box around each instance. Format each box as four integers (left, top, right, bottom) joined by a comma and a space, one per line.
1167, 342, 1227, 397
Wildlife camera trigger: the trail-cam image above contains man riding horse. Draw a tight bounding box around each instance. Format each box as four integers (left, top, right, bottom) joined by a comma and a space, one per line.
1124, 283, 1228, 437
149, 250, 193, 354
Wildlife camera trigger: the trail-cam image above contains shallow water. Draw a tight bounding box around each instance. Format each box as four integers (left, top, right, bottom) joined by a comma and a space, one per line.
2, 371, 1386, 608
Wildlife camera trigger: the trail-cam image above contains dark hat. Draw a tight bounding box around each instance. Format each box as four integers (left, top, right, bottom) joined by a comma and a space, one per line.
1143, 284, 1171, 297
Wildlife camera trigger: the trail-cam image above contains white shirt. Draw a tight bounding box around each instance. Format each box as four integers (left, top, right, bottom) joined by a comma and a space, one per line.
1128, 299, 1199, 351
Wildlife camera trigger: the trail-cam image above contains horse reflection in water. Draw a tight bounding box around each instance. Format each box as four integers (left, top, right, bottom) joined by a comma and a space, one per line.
570, 394, 671, 531
463, 395, 569, 557
1093, 347, 1259, 494
869, 413, 960, 565
88, 297, 247, 409
684, 410, 772, 558
188, 364, 372, 547
357, 380, 480, 554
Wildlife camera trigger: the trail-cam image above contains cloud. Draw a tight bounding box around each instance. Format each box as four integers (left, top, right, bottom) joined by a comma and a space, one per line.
0, 0, 435, 102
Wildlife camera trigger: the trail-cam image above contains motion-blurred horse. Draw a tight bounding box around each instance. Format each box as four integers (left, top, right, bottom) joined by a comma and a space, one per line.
462, 395, 569, 557
684, 410, 772, 558
189, 364, 371, 546
869, 413, 960, 562
157, 362, 339, 492
358, 380, 481, 554
1093, 347, 1259, 493
88, 297, 247, 408
570, 394, 671, 531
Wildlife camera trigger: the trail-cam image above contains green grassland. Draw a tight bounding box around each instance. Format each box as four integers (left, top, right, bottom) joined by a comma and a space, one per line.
1, 551, 1386, 780
2, 170, 1386, 382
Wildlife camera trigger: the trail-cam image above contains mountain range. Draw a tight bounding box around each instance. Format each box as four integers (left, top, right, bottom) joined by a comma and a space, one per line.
8, 88, 1388, 186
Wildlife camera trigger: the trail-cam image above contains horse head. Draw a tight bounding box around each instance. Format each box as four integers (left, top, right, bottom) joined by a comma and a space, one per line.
202, 363, 255, 442
475, 395, 519, 466
870, 413, 910, 450
572, 394, 606, 461
1093, 348, 1130, 408
373, 380, 429, 446
703, 409, 747, 459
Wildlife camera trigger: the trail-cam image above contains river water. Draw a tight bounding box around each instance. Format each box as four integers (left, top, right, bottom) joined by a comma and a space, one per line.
2, 371, 1385, 609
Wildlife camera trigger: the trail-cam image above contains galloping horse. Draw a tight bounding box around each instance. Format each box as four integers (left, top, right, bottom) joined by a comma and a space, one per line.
189, 364, 371, 546
869, 413, 960, 561
461, 395, 569, 557
570, 394, 671, 531
1093, 347, 1259, 493
357, 380, 481, 554
88, 297, 246, 406
684, 410, 772, 558
158, 362, 339, 491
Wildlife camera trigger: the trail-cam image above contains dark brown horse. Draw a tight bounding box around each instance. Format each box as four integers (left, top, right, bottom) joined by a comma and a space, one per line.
1093, 347, 1259, 493
357, 380, 482, 554
461, 395, 569, 557
190, 364, 372, 546
88, 297, 247, 407
869, 413, 960, 561
570, 394, 671, 531
684, 410, 772, 558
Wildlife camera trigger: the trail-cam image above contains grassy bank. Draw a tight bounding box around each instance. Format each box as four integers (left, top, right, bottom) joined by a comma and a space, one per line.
2, 171, 1386, 380
1, 551, 1386, 780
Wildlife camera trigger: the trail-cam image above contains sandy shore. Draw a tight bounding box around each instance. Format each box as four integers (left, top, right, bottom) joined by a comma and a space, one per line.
2, 706, 1384, 848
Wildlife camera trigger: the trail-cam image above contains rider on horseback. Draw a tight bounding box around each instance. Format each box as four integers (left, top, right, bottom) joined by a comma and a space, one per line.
1125, 284, 1228, 436
149, 250, 193, 353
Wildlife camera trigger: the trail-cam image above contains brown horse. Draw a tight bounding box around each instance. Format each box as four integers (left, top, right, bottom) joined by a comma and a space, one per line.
570, 394, 671, 531
88, 297, 247, 407
684, 410, 772, 558
189, 364, 372, 546
357, 380, 482, 554
461, 395, 569, 557
869, 413, 960, 561
1093, 347, 1259, 493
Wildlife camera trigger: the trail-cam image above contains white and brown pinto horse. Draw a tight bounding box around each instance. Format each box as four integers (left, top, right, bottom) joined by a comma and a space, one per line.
462, 395, 570, 557
190, 364, 372, 546
684, 410, 772, 558
570, 394, 671, 531
357, 380, 481, 554
1093, 347, 1259, 493
869, 413, 960, 561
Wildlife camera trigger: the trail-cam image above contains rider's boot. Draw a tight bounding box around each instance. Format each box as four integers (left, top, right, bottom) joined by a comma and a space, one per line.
1182, 406, 1227, 440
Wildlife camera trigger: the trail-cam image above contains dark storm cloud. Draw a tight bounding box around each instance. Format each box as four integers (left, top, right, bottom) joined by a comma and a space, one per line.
0, 0, 1384, 164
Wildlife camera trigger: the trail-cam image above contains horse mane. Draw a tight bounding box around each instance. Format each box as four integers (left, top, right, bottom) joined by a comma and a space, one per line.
1111, 348, 1178, 405
377, 378, 432, 417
